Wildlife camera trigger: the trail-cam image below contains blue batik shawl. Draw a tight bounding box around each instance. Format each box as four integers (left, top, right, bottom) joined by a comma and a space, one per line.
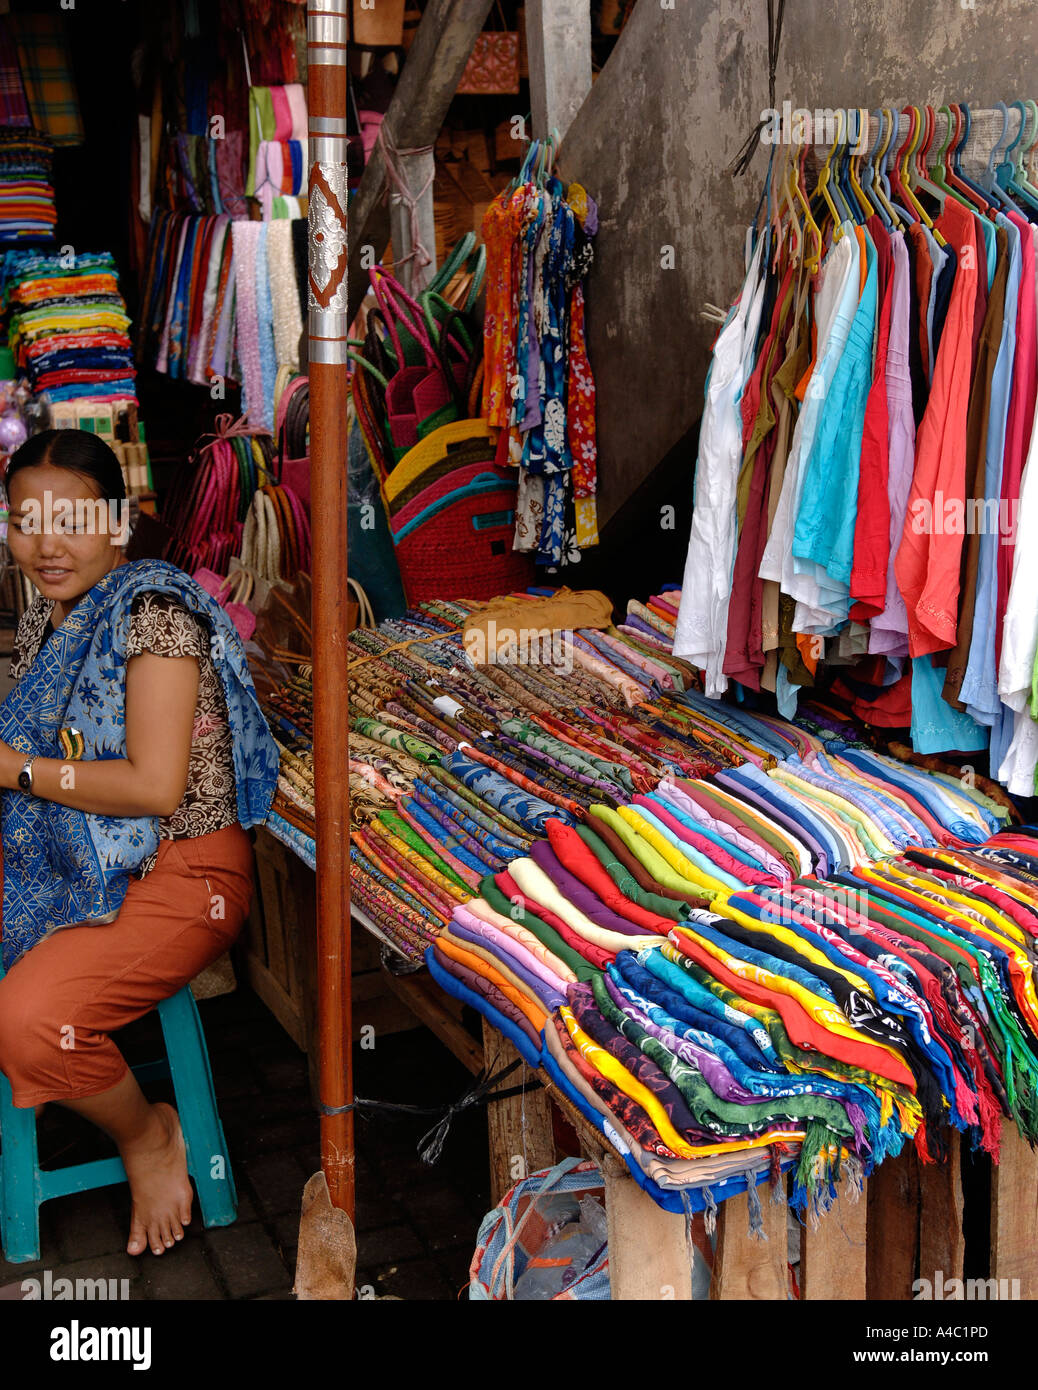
0, 558, 279, 968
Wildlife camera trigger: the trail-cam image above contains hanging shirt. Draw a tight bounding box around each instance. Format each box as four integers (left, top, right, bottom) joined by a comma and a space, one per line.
958, 213, 1021, 722
793, 226, 879, 629
849, 216, 895, 619
758, 227, 859, 613
870, 229, 917, 658
894, 197, 979, 657
674, 234, 767, 695
942, 226, 1010, 709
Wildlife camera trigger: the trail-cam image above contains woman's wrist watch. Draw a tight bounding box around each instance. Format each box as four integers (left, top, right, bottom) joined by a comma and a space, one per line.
17, 755, 37, 794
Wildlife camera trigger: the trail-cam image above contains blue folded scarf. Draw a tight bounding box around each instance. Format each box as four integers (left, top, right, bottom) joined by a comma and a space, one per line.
0, 558, 279, 968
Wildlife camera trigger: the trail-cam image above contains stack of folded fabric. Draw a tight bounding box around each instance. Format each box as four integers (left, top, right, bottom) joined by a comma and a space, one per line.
261, 663, 316, 869
266, 578, 1038, 1220
0, 128, 55, 244
3, 249, 136, 404
428, 778, 1038, 1222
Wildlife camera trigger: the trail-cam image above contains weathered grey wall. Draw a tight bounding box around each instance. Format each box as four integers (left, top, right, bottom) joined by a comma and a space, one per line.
557, 0, 1038, 529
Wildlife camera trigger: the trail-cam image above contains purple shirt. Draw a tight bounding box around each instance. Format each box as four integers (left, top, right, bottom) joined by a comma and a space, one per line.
870, 229, 916, 657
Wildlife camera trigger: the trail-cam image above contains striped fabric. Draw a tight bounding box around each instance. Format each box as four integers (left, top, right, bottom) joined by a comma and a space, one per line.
10, 13, 83, 147
0, 17, 30, 127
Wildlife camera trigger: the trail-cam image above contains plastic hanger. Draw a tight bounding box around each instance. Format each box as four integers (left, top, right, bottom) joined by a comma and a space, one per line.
833, 110, 859, 223
837, 109, 863, 222
512, 138, 540, 192
877, 108, 907, 229
860, 108, 894, 228
1018, 98, 1038, 199
911, 105, 948, 215
997, 100, 1027, 188
848, 107, 878, 222
772, 141, 793, 265
816, 111, 852, 238
1005, 100, 1038, 212
792, 139, 823, 272
948, 102, 995, 213
978, 101, 1013, 209
897, 106, 944, 241
932, 104, 981, 214
884, 108, 918, 226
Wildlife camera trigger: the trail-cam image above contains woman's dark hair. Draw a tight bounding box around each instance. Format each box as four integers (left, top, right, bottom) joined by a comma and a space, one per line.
5, 428, 126, 503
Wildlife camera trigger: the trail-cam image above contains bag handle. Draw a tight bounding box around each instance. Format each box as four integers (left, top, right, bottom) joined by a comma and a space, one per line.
361, 312, 394, 381
464, 244, 486, 312
346, 348, 389, 389
433, 306, 472, 415
370, 266, 438, 367
421, 290, 475, 359
276, 377, 310, 484
347, 577, 375, 628
487, 1155, 587, 1301
428, 231, 475, 294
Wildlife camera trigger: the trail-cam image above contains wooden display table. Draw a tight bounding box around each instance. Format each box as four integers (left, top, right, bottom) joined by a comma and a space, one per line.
245, 827, 1038, 1301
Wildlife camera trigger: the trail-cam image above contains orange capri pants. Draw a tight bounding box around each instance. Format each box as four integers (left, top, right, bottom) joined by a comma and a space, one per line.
0, 825, 254, 1107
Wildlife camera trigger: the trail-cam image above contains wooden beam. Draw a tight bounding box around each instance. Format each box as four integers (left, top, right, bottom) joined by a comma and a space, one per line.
800, 1180, 868, 1300
867, 1148, 919, 1300
919, 1135, 964, 1291
482, 1021, 555, 1205
387, 147, 438, 294
710, 1181, 788, 1300
990, 1119, 1038, 1298
603, 1161, 692, 1300
346, 0, 496, 316
525, 0, 592, 142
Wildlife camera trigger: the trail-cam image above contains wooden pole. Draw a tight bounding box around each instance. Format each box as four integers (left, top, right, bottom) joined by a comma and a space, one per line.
346, 0, 496, 316
524, 0, 592, 142
387, 147, 438, 295
799, 1180, 868, 1300
306, 0, 353, 1219
991, 1119, 1038, 1298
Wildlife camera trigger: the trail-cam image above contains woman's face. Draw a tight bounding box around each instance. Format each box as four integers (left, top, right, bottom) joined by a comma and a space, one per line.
6, 462, 126, 610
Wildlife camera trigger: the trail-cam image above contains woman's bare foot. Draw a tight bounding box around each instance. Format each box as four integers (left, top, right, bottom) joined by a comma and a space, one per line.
120, 1102, 193, 1256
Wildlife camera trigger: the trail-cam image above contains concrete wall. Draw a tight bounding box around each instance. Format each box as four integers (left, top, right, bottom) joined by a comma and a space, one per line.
557, 0, 1038, 529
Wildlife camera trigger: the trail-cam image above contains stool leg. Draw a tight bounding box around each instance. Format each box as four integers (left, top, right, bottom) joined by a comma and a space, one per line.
0, 1069, 42, 1263
156, 989, 237, 1229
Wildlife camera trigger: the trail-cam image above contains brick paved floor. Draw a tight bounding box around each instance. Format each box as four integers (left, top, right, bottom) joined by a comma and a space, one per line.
0, 982, 490, 1300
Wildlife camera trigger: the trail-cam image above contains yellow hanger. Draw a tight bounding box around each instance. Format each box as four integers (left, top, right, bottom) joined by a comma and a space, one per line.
871, 107, 904, 230
774, 142, 799, 269
899, 105, 946, 245
816, 111, 847, 241
792, 138, 823, 272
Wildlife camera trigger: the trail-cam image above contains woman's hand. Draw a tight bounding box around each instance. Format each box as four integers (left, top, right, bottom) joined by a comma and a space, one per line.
0, 653, 200, 819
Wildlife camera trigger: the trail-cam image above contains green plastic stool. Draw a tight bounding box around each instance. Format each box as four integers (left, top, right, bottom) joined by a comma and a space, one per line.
0, 983, 237, 1262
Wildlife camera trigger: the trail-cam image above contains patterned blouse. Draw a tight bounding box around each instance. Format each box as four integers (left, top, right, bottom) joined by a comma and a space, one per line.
9, 590, 239, 876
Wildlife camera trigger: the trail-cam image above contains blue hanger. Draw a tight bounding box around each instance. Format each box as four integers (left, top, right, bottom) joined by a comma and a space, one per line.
1003, 100, 1038, 213
861, 108, 892, 229
951, 102, 995, 211
982, 102, 1014, 208
836, 110, 860, 222
882, 107, 916, 226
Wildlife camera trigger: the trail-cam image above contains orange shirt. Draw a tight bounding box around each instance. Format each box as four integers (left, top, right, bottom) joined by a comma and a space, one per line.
894, 199, 979, 656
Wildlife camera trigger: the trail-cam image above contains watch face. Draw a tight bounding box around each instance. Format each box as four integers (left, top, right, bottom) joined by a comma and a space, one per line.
17, 770, 30, 791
